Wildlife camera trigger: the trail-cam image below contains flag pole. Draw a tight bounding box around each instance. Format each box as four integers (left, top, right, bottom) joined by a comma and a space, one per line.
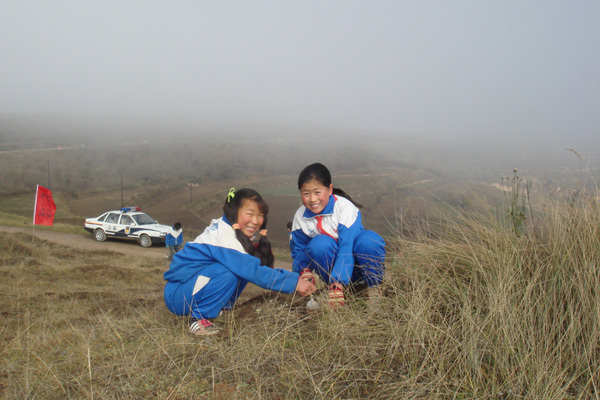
32, 185, 39, 243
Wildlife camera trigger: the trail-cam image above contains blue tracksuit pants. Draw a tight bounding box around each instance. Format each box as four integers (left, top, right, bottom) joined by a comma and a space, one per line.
163, 262, 248, 319
305, 230, 385, 286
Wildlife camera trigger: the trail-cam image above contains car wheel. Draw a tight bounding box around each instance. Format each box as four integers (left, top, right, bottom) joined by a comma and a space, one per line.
139, 234, 152, 248
95, 229, 107, 242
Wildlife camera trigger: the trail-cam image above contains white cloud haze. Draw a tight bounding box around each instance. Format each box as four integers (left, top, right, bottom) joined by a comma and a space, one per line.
1, 1, 599, 150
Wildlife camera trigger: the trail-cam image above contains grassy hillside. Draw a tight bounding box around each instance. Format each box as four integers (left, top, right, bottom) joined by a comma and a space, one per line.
2, 119, 599, 397
1, 180, 598, 398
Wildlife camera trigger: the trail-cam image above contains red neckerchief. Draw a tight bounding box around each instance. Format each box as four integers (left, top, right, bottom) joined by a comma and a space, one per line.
315, 195, 337, 241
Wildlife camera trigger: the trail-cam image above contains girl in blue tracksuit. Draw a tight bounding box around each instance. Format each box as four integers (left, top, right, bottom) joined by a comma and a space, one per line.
164, 188, 316, 336
290, 163, 386, 307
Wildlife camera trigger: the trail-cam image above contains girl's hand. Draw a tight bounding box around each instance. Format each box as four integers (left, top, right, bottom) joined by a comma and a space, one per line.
295, 279, 317, 296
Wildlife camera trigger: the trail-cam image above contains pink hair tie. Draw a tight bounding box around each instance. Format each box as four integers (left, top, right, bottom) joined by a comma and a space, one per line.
260, 229, 267, 236
232, 224, 240, 230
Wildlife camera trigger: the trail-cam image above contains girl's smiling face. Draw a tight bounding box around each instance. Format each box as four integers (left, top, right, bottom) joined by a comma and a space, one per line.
236, 198, 264, 238
300, 180, 333, 215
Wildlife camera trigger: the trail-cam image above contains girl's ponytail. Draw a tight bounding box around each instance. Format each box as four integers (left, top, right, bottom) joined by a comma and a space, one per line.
332, 188, 363, 209
256, 232, 274, 268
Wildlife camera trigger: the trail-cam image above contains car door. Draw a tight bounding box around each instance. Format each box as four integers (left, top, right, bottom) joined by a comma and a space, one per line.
104, 212, 122, 237
119, 214, 136, 238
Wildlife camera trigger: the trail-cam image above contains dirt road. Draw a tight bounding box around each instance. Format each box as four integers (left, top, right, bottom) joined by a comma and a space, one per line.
1, 225, 170, 258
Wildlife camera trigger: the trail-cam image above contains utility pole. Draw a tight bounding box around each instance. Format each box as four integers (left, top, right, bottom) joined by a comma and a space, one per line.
47, 160, 51, 190
121, 173, 124, 208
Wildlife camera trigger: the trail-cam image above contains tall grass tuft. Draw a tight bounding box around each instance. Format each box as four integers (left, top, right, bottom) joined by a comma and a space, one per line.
1, 185, 599, 398
388, 184, 600, 398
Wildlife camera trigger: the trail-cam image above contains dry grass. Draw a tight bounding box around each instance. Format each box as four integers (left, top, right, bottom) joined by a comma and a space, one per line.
1, 187, 600, 399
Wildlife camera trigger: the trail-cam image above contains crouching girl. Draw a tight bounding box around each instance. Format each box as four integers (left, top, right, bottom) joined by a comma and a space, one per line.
290, 163, 386, 307
164, 188, 316, 336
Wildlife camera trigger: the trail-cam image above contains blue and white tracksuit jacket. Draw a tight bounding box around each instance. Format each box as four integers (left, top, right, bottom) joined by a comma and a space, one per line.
165, 228, 183, 246
163, 216, 299, 319
290, 195, 385, 287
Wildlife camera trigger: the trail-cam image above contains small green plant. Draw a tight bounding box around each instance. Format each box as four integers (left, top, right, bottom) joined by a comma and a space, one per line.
501, 168, 530, 236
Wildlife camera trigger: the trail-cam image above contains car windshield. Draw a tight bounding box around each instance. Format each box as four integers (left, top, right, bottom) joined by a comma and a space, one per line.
133, 213, 157, 225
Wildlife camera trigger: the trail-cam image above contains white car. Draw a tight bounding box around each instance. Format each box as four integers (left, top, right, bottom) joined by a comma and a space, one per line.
84, 207, 171, 248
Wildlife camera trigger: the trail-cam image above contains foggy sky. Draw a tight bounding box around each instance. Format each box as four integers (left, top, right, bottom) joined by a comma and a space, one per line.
1, 1, 599, 147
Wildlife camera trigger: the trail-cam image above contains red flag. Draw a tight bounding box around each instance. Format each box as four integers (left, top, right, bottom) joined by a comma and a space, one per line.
33, 185, 56, 226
